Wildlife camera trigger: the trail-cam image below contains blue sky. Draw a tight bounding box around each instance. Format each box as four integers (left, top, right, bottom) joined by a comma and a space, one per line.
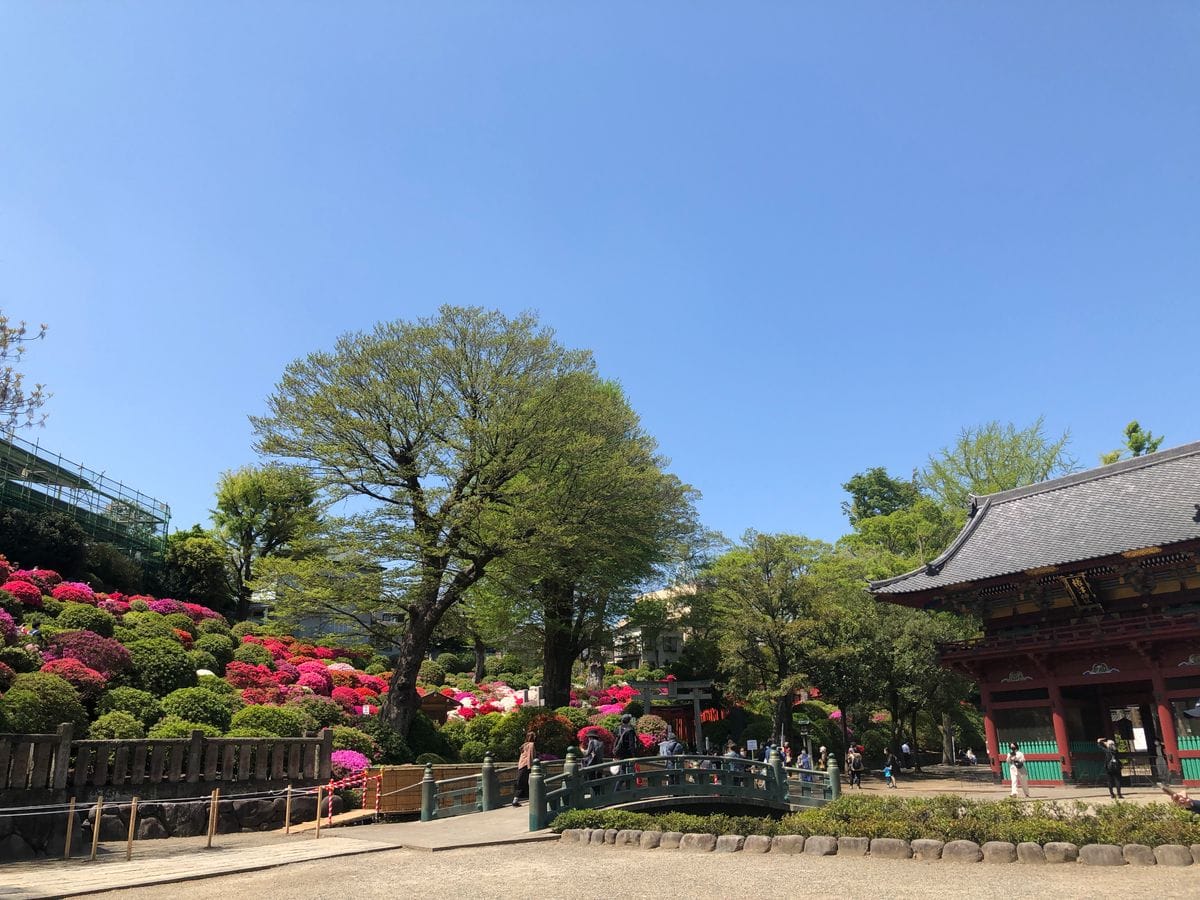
1, 4, 1197, 548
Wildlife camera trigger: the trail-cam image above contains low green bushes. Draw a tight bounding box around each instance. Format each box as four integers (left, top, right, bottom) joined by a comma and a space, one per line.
550, 796, 1200, 847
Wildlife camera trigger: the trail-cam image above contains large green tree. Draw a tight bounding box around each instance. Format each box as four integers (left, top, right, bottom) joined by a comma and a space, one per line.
840, 467, 921, 527
212, 465, 321, 620
251, 306, 596, 738
156, 526, 235, 613
921, 417, 1075, 510
708, 532, 853, 742
839, 498, 964, 580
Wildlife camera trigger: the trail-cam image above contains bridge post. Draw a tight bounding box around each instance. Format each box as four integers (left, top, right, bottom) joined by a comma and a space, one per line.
481, 753, 497, 811
562, 747, 582, 806
827, 758, 841, 801
769, 749, 787, 803
528, 760, 545, 831
420, 763, 436, 821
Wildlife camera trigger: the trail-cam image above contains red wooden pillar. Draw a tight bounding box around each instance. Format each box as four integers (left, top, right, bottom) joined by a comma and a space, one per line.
1048, 679, 1072, 782
1151, 667, 1182, 781
981, 684, 1001, 780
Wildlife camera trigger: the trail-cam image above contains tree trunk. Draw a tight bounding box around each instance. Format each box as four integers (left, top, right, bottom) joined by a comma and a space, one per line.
941, 710, 955, 765
542, 639, 576, 710
911, 712, 921, 771
772, 690, 793, 747
540, 579, 581, 710
472, 634, 487, 683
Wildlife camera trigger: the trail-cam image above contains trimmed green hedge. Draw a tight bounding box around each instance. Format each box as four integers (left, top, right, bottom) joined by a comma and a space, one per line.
550, 796, 1200, 847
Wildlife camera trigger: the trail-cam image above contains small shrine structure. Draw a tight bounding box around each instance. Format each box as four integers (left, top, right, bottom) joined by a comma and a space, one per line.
870, 442, 1200, 786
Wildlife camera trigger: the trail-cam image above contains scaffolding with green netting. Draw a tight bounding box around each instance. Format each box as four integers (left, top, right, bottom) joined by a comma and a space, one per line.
0, 432, 170, 558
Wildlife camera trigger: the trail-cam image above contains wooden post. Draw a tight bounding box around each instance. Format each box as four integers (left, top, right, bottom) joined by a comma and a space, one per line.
206, 788, 219, 848
480, 753, 497, 811
317, 728, 334, 781
770, 749, 787, 803
419, 763, 435, 822
827, 759, 841, 801
52, 723, 75, 791
125, 797, 138, 861
89, 795, 103, 861
63, 797, 76, 860
527, 760, 544, 832
284, 784, 293, 835
186, 730, 205, 783
314, 786, 322, 839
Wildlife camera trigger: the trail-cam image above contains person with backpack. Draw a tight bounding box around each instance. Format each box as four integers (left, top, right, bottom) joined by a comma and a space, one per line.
883, 748, 899, 788
612, 714, 637, 790
1098, 737, 1124, 799
846, 746, 864, 788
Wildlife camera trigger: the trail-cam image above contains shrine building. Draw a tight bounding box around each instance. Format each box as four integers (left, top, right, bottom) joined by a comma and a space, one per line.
870, 441, 1200, 787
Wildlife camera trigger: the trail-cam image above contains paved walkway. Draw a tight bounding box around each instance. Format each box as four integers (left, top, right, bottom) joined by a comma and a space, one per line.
0, 806, 552, 898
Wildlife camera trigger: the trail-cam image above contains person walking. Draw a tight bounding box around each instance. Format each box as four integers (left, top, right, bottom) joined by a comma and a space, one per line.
1098, 737, 1124, 799
612, 713, 638, 790
884, 748, 899, 788
512, 730, 537, 807
817, 746, 828, 770
846, 745, 864, 788
1007, 742, 1030, 798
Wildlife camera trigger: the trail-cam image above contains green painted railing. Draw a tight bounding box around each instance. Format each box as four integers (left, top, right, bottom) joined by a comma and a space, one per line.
1178, 736, 1200, 751
1182, 759, 1200, 781
1001, 759, 1062, 782
1003, 740, 1059, 755
526, 750, 834, 831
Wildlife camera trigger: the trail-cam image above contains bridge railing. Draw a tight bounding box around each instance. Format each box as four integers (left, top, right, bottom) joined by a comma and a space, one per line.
417, 755, 566, 821
528, 750, 838, 831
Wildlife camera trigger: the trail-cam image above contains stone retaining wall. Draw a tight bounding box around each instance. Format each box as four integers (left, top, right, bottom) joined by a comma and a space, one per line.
558, 829, 1199, 867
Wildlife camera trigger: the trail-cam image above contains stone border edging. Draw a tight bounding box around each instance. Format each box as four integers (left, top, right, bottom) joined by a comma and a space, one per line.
557, 830, 1199, 867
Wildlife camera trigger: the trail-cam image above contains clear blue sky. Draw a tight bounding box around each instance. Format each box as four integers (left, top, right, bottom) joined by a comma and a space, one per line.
2, 4, 1197, 547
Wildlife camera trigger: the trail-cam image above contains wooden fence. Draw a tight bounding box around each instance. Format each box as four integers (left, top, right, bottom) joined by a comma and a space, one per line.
0, 724, 332, 800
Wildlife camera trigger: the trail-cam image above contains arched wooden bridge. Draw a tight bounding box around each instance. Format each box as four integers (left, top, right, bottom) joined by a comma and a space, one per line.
418, 750, 840, 831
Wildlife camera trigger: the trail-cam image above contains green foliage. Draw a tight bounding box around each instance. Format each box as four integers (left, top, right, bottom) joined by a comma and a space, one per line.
841, 467, 922, 526
1100, 420, 1165, 465
230, 621, 265, 639
118, 611, 177, 642
921, 417, 1075, 510
636, 713, 669, 741
551, 797, 1200, 847
0, 508, 87, 579
156, 526, 234, 614
56, 604, 116, 638
349, 715, 413, 764
331, 725, 382, 760
417, 659, 446, 685
459, 740, 488, 762
193, 633, 235, 671
554, 706, 591, 731
0, 645, 40, 673
148, 716, 221, 739
164, 613, 197, 637
287, 694, 348, 729
414, 752, 447, 764
127, 638, 198, 696
0, 672, 88, 734
437, 652, 472, 674
839, 499, 964, 579
196, 618, 232, 637
161, 686, 234, 731
405, 710, 457, 760
98, 687, 163, 730
229, 704, 310, 737
233, 643, 273, 668
225, 727, 278, 738
89, 710, 146, 739
188, 649, 219, 673
84, 542, 144, 594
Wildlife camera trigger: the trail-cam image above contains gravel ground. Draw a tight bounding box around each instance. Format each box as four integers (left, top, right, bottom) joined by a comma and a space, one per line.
89, 842, 1198, 900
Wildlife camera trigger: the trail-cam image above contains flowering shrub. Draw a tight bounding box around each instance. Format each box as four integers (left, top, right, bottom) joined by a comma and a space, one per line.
331, 685, 361, 712
45, 630, 132, 678
330, 749, 371, 779
0, 608, 15, 646
241, 686, 284, 706
224, 661, 276, 690
40, 658, 108, 700
9, 569, 60, 592
51, 582, 97, 605
98, 598, 130, 617
148, 598, 187, 616
635, 713, 669, 742
331, 725, 381, 760
0, 554, 11, 583
1, 580, 43, 608
0, 660, 14, 692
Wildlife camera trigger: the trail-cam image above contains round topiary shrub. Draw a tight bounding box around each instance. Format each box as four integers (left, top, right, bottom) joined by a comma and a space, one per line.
286, 694, 347, 729
45, 630, 132, 678
194, 633, 235, 671
230, 621, 264, 639
224, 726, 278, 738
148, 716, 221, 739
54, 604, 116, 638
0, 645, 41, 673
161, 686, 234, 732
0, 672, 88, 734
233, 643, 273, 668
418, 659, 446, 685
636, 713, 669, 742
128, 638, 198, 697
348, 715, 413, 764
163, 613, 197, 638
331, 725, 382, 760
188, 649, 219, 674
459, 740, 487, 763
51, 582, 96, 605
0, 660, 14, 692
98, 687, 163, 730
437, 652, 471, 675
40, 658, 107, 701
1, 580, 43, 608
229, 704, 310, 737
196, 618, 232, 637
90, 710, 146, 740
118, 611, 176, 642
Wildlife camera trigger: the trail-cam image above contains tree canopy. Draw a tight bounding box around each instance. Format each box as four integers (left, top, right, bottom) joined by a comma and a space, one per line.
840, 467, 921, 526
0, 311, 48, 430
1100, 420, 1164, 465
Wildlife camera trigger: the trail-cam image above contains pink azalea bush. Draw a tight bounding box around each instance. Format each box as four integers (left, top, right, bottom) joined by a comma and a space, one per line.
44, 630, 132, 677
330, 749, 371, 779
41, 657, 107, 700
0, 608, 16, 645
51, 582, 97, 605
2, 580, 44, 608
